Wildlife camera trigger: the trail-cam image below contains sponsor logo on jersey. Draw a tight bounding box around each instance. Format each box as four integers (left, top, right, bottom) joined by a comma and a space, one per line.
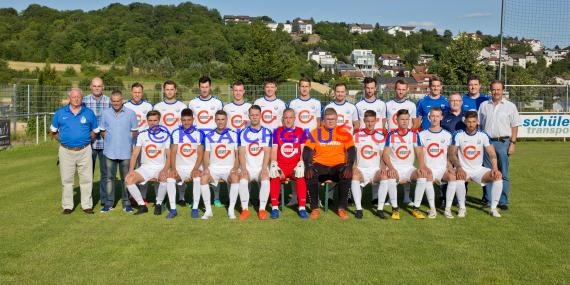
162, 113, 179, 127
297, 110, 314, 124
280, 142, 299, 158
145, 144, 162, 159
179, 143, 196, 158
230, 114, 247, 129
426, 142, 444, 158
136, 114, 147, 128
395, 145, 411, 160
197, 110, 213, 125
215, 144, 232, 159
261, 109, 277, 124
463, 145, 480, 160
247, 142, 263, 156
360, 145, 377, 159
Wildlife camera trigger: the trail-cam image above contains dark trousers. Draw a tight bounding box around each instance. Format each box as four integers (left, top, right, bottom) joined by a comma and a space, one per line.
307, 163, 350, 210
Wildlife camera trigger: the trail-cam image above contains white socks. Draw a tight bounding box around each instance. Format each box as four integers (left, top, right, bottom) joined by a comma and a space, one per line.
200, 184, 212, 214
166, 178, 177, 210
156, 182, 167, 205
192, 178, 201, 210
491, 180, 503, 210
388, 179, 398, 208
377, 180, 389, 210
455, 180, 467, 209
239, 179, 250, 210
259, 180, 270, 211
127, 184, 145, 205
413, 178, 427, 208
351, 180, 363, 210
445, 181, 458, 210
228, 183, 239, 213
425, 182, 435, 210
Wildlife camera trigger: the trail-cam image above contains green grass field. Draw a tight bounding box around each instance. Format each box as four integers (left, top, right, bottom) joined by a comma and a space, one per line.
0, 141, 568, 284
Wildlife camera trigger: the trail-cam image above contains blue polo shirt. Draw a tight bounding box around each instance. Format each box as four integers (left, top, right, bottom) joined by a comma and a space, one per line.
416, 95, 449, 130
51, 104, 98, 148
462, 93, 489, 113
100, 107, 138, 160
441, 111, 466, 133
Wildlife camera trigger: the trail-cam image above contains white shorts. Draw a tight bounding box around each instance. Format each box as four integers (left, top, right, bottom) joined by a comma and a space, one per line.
210, 166, 233, 186
431, 167, 446, 184
394, 165, 415, 183
464, 166, 491, 186
176, 165, 192, 182
248, 167, 263, 182
135, 164, 163, 183
358, 166, 380, 187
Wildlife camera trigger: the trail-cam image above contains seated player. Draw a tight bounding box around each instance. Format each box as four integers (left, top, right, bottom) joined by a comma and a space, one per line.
169, 108, 204, 219
125, 110, 174, 217
417, 107, 455, 219
201, 110, 240, 219
449, 111, 504, 218
379, 109, 430, 220
351, 110, 388, 219
238, 105, 272, 220
269, 108, 308, 219
303, 108, 356, 220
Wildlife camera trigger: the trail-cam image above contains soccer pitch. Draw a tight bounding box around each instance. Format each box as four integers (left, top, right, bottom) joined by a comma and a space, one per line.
0, 141, 567, 284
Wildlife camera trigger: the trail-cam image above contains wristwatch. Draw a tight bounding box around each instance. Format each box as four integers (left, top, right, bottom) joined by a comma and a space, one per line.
509, 140, 516, 144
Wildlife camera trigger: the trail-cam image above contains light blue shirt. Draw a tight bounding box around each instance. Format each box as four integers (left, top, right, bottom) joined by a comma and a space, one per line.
100, 107, 138, 160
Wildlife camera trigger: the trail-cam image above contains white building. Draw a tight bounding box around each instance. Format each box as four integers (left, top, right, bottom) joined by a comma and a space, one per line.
351, 49, 375, 76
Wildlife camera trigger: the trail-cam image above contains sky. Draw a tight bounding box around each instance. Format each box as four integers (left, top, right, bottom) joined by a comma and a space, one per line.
1, 0, 568, 47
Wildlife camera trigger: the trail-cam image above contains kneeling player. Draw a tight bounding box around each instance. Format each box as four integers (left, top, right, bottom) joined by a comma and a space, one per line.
170, 108, 204, 219
269, 108, 308, 219
238, 105, 272, 220
380, 109, 430, 220
351, 110, 386, 219
201, 110, 240, 219
449, 111, 504, 218
125, 110, 174, 217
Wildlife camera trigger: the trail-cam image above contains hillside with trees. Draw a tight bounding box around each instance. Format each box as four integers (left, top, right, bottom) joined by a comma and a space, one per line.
0, 2, 568, 86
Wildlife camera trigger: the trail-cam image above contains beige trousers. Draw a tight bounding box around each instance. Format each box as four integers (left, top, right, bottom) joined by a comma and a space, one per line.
59, 146, 93, 210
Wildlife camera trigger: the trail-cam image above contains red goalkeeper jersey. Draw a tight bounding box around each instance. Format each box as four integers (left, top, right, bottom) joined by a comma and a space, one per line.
274, 126, 304, 168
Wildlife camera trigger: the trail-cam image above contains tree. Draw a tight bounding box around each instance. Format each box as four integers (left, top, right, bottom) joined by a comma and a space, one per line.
429, 33, 487, 85
230, 21, 296, 84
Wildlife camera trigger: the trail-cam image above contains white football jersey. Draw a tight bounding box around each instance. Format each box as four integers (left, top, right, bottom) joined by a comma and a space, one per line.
136, 129, 171, 166
420, 128, 452, 170
124, 100, 153, 130
452, 130, 491, 171
289, 97, 321, 131
355, 98, 386, 131
223, 101, 252, 131
355, 129, 385, 169
171, 127, 203, 168
188, 96, 223, 131
204, 129, 239, 168
253, 97, 287, 130
385, 99, 417, 130
385, 129, 421, 168
239, 126, 272, 170
324, 101, 359, 133
153, 100, 187, 135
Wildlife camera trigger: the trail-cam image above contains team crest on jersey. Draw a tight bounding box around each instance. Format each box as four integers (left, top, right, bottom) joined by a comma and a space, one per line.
80, 116, 86, 124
